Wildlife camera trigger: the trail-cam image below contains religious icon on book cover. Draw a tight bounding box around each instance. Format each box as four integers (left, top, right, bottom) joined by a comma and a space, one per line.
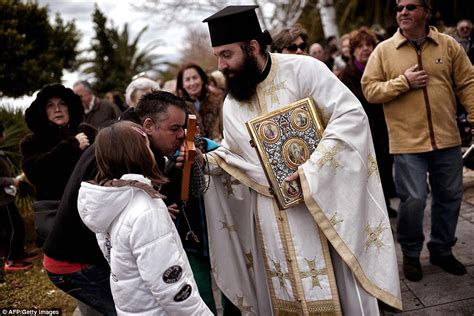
246, 97, 324, 209
259, 121, 280, 143
283, 138, 310, 168
282, 180, 301, 198
291, 109, 310, 131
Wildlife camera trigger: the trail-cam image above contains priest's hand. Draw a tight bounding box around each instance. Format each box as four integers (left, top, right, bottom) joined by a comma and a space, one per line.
285, 171, 299, 182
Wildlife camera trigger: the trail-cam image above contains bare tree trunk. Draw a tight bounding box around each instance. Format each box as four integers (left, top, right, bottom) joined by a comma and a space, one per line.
317, 0, 339, 39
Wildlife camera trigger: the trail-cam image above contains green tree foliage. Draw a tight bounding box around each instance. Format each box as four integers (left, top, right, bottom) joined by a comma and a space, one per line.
0, 104, 28, 172
82, 6, 162, 95
0, 0, 80, 97
300, 0, 474, 46
0, 104, 36, 211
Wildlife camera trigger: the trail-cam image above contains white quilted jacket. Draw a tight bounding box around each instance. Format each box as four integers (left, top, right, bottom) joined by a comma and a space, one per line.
78, 174, 212, 315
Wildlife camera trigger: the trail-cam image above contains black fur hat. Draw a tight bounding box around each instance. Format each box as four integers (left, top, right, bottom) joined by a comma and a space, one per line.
25, 83, 84, 134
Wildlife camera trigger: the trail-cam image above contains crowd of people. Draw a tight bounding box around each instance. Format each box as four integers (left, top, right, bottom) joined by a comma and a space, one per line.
0, 0, 473, 314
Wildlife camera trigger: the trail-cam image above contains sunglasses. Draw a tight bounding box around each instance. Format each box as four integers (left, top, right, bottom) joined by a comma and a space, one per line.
395, 4, 424, 12
286, 42, 307, 52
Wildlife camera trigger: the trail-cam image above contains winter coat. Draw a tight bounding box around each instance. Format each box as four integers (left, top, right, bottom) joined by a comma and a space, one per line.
20, 84, 97, 200
341, 61, 395, 201
187, 87, 224, 142
78, 174, 211, 315
84, 97, 121, 129
43, 144, 107, 265
362, 26, 474, 154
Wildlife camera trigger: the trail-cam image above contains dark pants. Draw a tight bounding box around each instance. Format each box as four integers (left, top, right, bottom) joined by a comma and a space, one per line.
395, 147, 463, 257
47, 263, 116, 315
188, 254, 217, 313
0, 202, 25, 260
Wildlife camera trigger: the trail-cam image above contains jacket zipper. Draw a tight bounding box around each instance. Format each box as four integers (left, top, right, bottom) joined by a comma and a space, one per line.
416, 46, 437, 150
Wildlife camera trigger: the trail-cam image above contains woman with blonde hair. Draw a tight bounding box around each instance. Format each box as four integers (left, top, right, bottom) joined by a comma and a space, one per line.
78, 121, 211, 315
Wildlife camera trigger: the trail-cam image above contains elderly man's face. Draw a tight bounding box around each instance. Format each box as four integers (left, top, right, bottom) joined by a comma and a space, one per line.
457, 21, 472, 39
73, 84, 93, 110
396, 0, 430, 36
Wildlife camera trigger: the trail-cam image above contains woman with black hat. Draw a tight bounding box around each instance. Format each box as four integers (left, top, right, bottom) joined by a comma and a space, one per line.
20, 83, 97, 246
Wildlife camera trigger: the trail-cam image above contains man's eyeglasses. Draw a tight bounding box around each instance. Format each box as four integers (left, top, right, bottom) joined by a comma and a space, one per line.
394, 4, 424, 12
286, 42, 307, 52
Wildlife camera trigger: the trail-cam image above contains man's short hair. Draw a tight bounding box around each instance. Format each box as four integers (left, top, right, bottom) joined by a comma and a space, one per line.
395, 0, 431, 10
73, 80, 93, 93
134, 90, 187, 128
457, 19, 473, 29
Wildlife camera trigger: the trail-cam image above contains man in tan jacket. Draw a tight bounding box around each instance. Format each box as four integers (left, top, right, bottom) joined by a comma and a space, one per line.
362, 0, 474, 282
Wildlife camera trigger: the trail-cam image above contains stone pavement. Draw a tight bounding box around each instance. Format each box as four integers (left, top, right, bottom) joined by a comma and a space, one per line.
71, 169, 474, 316
383, 168, 474, 316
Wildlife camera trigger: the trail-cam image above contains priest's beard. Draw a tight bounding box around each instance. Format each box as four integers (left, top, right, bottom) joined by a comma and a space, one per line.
223, 51, 261, 102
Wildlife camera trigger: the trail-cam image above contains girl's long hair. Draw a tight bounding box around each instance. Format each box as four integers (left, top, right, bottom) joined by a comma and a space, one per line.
95, 121, 167, 187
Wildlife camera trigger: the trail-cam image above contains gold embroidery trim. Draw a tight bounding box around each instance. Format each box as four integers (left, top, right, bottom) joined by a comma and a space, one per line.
207, 154, 272, 197
317, 228, 342, 314
299, 170, 403, 310
254, 202, 279, 310
277, 201, 307, 314
256, 53, 279, 115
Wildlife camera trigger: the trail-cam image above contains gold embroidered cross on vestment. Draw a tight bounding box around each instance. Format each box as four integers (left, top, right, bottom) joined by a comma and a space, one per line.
220, 220, 237, 232
269, 259, 290, 289
368, 153, 379, 178
263, 80, 287, 104
329, 212, 344, 226
364, 221, 387, 253
314, 143, 342, 169
299, 258, 327, 289
222, 175, 240, 196
244, 251, 253, 270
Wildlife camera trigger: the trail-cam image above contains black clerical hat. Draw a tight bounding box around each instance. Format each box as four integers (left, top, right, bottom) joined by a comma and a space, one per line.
203, 5, 271, 47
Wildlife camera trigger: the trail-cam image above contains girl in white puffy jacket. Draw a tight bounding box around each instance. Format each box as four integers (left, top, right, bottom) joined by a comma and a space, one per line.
78, 121, 212, 315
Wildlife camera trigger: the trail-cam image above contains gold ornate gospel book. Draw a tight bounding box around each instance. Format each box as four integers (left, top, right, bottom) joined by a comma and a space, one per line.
246, 97, 325, 209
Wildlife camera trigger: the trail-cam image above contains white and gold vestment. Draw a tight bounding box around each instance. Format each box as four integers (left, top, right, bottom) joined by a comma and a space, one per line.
204, 53, 402, 315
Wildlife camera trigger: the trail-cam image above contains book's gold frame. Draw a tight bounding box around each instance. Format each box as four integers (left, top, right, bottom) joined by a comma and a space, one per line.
246, 97, 325, 209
